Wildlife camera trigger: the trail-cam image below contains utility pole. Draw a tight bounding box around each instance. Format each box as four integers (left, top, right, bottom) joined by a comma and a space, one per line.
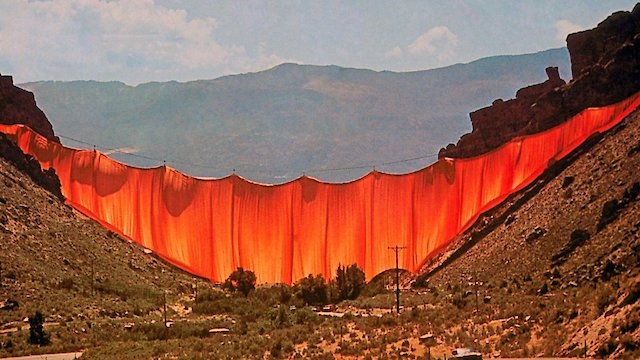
474, 281, 479, 314
584, 339, 588, 358
388, 245, 406, 314
163, 290, 169, 340
163, 291, 168, 327
90, 258, 95, 296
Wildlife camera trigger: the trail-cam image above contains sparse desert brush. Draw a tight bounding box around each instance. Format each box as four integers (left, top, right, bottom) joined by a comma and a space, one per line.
56, 277, 75, 290
195, 288, 225, 303
293, 306, 319, 325
594, 283, 615, 315
253, 283, 294, 306
94, 279, 162, 305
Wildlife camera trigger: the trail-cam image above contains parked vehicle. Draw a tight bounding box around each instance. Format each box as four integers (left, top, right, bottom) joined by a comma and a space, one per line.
451, 348, 482, 359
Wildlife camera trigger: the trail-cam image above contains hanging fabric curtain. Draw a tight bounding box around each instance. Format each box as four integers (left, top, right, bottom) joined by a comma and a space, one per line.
1, 92, 639, 284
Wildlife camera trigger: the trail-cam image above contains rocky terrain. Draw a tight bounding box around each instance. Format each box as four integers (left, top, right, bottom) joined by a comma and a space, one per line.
440, 3, 640, 158
0, 74, 57, 142
0, 133, 63, 200
421, 106, 640, 358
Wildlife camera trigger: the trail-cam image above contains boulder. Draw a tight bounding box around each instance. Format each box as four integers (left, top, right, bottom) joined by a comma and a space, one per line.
0, 298, 19, 311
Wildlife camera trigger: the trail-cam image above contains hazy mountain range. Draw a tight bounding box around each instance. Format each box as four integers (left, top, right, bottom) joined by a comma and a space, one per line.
21, 48, 570, 183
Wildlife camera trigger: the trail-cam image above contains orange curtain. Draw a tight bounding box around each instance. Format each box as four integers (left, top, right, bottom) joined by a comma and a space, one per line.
2, 93, 639, 283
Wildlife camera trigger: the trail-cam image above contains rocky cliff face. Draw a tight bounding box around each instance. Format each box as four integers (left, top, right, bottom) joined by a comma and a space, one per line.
0, 73, 57, 141
440, 67, 566, 157
440, 3, 640, 159
0, 133, 63, 200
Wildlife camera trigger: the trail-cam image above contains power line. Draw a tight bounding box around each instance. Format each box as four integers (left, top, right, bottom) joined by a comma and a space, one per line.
58, 134, 161, 163
58, 134, 231, 172
304, 152, 439, 174
380, 152, 439, 166
57, 133, 440, 178
304, 164, 373, 174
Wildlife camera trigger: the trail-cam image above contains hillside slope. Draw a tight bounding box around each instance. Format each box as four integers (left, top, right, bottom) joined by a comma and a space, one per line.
0, 142, 200, 357
419, 107, 640, 358
20, 48, 570, 183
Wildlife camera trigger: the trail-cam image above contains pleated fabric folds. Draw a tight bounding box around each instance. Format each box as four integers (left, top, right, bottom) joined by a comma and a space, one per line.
2, 93, 638, 283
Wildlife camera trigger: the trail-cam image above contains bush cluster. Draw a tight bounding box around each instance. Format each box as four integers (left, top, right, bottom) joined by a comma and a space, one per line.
292, 263, 366, 305
295, 274, 328, 305
222, 267, 257, 296
28, 311, 50, 346
335, 264, 366, 301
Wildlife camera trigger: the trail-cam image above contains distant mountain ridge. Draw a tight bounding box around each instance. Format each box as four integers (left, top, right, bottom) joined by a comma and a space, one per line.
21, 48, 570, 183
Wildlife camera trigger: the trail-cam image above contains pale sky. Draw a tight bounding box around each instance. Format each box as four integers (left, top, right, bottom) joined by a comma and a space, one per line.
0, 0, 637, 85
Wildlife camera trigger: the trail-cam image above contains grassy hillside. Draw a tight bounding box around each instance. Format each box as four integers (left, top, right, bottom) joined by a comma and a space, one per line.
21, 48, 570, 183
0, 151, 200, 357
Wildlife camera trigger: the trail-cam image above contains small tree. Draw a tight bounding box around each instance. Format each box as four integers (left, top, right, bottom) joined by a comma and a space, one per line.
223, 267, 257, 296
274, 304, 290, 328
295, 274, 328, 305
334, 263, 366, 302
28, 311, 50, 346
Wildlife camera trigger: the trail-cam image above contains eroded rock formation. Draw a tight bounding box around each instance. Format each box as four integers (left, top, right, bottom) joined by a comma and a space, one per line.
440, 3, 640, 158
0, 133, 63, 200
0, 73, 57, 141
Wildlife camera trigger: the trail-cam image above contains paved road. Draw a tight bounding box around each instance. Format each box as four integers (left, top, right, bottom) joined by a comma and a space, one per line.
0, 352, 82, 360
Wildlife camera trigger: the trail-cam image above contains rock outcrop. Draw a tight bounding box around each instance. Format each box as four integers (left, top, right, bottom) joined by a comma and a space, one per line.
0, 133, 63, 200
440, 67, 566, 157
567, 6, 640, 79
440, 3, 640, 158
0, 73, 57, 141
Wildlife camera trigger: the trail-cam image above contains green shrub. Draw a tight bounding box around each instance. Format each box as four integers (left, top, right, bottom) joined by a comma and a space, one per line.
597, 199, 620, 230
452, 293, 467, 309
412, 273, 429, 288
58, 277, 75, 290
192, 299, 233, 315
597, 337, 618, 357
295, 274, 328, 305
294, 307, 319, 325
28, 311, 50, 346
254, 284, 292, 306
596, 284, 614, 314
359, 279, 387, 298
274, 304, 290, 328
222, 267, 256, 296
620, 308, 639, 333
334, 263, 366, 302
195, 289, 225, 303
94, 280, 161, 304
271, 339, 282, 358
